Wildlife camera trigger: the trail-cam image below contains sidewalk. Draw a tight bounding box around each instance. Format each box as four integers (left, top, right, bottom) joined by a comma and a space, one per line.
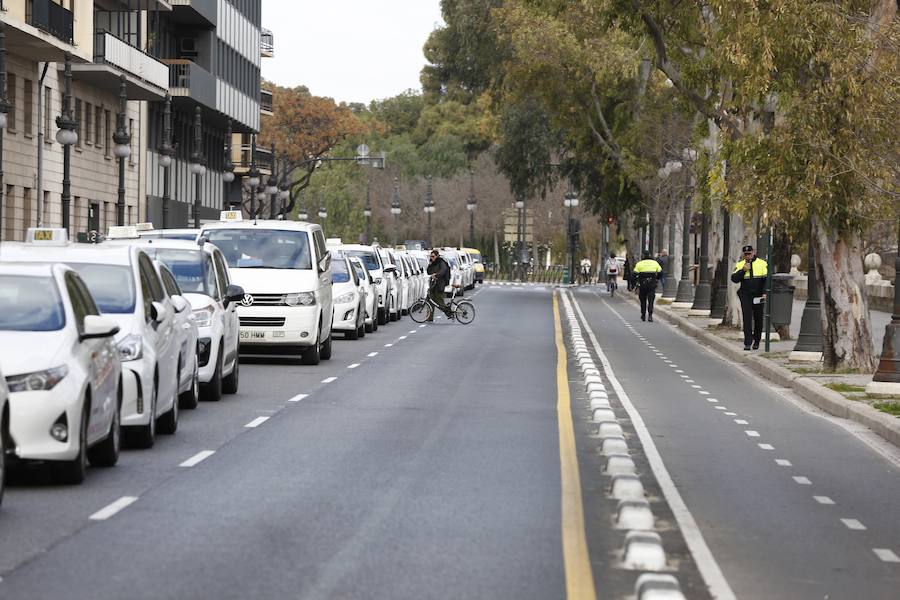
610, 288, 900, 448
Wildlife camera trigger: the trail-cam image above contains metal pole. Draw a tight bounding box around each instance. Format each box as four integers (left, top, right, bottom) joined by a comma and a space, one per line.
710, 208, 730, 320
59, 52, 73, 234
191, 106, 202, 227
223, 118, 233, 209
691, 209, 712, 312
269, 144, 277, 220
161, 94, 172, 227
764, 226, 774, 352
662, 200, 678, 298
249, 135, 257, 219
0, 25, 6, 240
115, 75, 128, 226
674, 190, 694, 303
871, 215, 900, 383
793, 219, 824, 354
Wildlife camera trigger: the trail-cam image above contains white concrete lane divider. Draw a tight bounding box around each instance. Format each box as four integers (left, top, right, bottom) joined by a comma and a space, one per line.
634, 573, 686, 600
180, 450, 215, 468
623, 531, 667, 571
89, 496, 139, 521
617, 499, 655, 529
606, 454, 638, 476
611, 474, 646, 500
592, 408, 617, 423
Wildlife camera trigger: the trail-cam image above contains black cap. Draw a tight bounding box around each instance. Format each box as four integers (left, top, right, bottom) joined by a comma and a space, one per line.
742, 245, 754, 252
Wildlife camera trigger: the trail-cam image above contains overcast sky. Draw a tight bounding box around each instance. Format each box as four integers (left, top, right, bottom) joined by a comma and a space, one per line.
261, 1, 444, 105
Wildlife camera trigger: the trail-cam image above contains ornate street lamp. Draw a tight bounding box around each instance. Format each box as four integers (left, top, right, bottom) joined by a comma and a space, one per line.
246, 134, 260, 218
266, 143, 278, 219
298, 191, 308, 221
424, 175, 435, 248
55, 52, 77, 234
870, 216, 900, 392
278, 185, 289, 219
791, 220, 824, 360
112, 75, 131, 226
466, 169, 477, 247
159, 94, 174, 227
390, 177, 402, 246
223, 119, 235, 209
189, 107, 205, 227
710, 207, 731, 320
364, 184, 372, 243
674, 149, 697, 306
0, 25, 10, 240
564, 190, 580, 284
660, 161, 682, 299
690, 206, 712, 315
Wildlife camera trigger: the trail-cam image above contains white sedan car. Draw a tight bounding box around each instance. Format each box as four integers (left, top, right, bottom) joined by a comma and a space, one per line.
0, 234, 182, 449
331, 251, 367, 340
0, 262, 122, 484
156, 263, 200, 409
349, 256, 378, 334
0, 367, 8, 502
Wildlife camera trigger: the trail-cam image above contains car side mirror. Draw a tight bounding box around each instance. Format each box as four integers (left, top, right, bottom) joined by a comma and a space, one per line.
151, 301, 170, 323
318, 251, 331, 274
171, 295, 190, 313
80, 315, 120, 342
224, 283, 245, 306
383, 265, 397, 274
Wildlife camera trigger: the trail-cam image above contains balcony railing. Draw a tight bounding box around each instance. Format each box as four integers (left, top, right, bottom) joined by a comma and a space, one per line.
261, 28, 274, 57
260, 89, 273, 114
237, 144, 273, 172
95, 32, 169, 91
27, 0, 74, 44
164, 58, 216, 109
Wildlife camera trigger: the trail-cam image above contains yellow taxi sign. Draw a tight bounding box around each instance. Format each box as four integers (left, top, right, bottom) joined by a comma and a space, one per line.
26, 228, 68, 245
220, 210, 243, 222
107, 225, 140, 239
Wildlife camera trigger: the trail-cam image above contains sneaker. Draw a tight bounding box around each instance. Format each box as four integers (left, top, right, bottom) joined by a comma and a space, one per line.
641, 314, 646, 321
743, 345, 752, 351
648, 315, 653, 323
752, 342, 760, 350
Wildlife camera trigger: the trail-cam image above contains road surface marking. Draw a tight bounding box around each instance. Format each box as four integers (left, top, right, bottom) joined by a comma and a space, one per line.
841, 519, 866, 530
715, 406, 727, 410
245, 416, 269, 428
288, 394, 309, 403
552, 294, 597, 600
734, 419, 749, 425
90, 496, 138, 521
793, 476, 812, 485
775, 459, 792, 466
724, 412, 737, 415
675, 370, 685, 374
814, 496, 835, 505
347, 363, 360, 369
707, 398, 718, 403
409, 330, 417, 334
873, 549, 900, 563
758, 444, 774, 450
385, 343, 394, 347
419, 324, 427, 328
399, 336, 408, 340
576, 295, 735, 600
180, 450, 215, 467
367, 352, 378, 357
691, 385, 702, 389
699, 391, 710, 395
745, 430, 760, 437
321, 376, 337, 383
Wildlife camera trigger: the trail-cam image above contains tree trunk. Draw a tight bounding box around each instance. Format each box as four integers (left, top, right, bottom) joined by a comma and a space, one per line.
813, 217, 875, 371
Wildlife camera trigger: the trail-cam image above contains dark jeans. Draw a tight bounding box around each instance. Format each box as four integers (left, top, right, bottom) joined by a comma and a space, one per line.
739, 295, 764, 346
429, 287, 451, 317
639, 287, 656, 317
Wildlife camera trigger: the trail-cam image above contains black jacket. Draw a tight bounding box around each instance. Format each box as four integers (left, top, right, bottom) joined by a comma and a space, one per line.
427, 256, 450, 289
730, 257, 767, 296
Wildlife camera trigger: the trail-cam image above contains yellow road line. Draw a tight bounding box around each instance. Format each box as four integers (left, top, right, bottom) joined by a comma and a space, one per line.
553, 293, 597, 600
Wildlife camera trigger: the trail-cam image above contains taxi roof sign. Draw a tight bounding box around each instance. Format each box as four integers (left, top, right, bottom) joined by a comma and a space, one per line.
325, 237, 343, 246
220, 210, 243, 222
26, 228, 68, 245
106, 225, 140, 239
134, 222, 155, 232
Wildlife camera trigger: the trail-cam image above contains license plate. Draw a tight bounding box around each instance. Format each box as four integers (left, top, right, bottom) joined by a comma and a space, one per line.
240, 331, 266, 340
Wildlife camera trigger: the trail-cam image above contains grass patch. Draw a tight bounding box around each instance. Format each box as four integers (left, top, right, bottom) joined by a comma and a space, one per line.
874, 402, 900, 417
824, 382, 867, 393
790, 367, 823, 374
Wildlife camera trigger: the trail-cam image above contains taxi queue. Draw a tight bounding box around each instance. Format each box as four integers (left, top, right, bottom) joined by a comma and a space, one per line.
0, 213, 484, 504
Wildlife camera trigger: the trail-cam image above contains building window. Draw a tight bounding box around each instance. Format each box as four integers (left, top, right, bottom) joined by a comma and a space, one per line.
85, 102, 93, 145
95, 106, 104, 152
74, 98, 82, 148
23, 79, 33, 136
43, 87, 51, 143
6, 74, 15, 132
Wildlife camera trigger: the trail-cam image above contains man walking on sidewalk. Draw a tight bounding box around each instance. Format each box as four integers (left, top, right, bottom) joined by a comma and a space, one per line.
634, 252, 663, 322
731, 244, 768, 350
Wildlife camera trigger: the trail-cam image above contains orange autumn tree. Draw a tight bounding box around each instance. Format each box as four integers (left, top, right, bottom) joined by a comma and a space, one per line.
258, 82, 367, 214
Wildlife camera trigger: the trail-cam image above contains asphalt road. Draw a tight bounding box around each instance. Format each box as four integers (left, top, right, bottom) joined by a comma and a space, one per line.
2, 283, 897, 599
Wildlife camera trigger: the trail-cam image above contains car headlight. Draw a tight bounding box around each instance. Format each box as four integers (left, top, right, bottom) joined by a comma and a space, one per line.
6, 365, 69, 392
117, 333, 144, 362
284, 292, 316, 306
192, 306, 214, 328
334, 292, 355, 304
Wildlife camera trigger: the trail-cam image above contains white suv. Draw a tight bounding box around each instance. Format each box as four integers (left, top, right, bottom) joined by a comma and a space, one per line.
200, 218, 334, 365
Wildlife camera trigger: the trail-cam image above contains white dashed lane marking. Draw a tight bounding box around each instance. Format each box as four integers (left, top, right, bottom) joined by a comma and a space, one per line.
841, 519, 867, 530
776, 459, 792, 466
89, 496, 138, 521
758, 444, 774, 450
245, 416, 269, 428
180, 450, 215, 467
793, 476, 812, 485
745, 430, 760, 437
367, 352, 378, 357
321, 377, 337, 384
873, 549, 900, 563
814, 496, 836, 505
347, 363, 360, 369
734, 419, 749, 425
398, 336, 408, 340
385, 343, 394, 347
288, 393, 308, 402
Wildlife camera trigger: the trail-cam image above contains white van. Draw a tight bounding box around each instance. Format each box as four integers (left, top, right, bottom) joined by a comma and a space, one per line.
200, 217, 334, 365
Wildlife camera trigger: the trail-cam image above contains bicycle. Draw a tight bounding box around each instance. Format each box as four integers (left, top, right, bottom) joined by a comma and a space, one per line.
409, 287, 476, 325
606, 273, 618, 297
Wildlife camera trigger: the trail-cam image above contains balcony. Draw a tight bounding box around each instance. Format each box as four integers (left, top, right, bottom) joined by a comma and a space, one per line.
260, 88, 273, 116
26, 0, 73, 44
169, 0, 217, 26
70, 31, 168, 101
233, 143, 273, 175
261, 28, 274, 58
164, 58, 216, 110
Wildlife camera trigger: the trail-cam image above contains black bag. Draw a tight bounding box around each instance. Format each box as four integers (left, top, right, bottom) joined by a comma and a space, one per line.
638, 274, 657, 292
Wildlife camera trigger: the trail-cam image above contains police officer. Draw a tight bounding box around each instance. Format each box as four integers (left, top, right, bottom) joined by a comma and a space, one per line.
730, 244, 769, 350
633, 252, 663, 322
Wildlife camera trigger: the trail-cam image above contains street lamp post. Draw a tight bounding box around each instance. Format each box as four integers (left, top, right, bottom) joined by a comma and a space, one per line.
56, 52, 77, 234
112, 75, 131, 226
791, 219, 824, 360
159, 94, 174, 227
266, 144, 278, 220
390, 177, 401, 246
710, 207, 731, 320
674, 150, 697, 306
298, 191, 308, 221
424, 175, 434, 247
0, 25, 9, 241
467, 170, 477, 247
870, 216, 900, 390
318, 201, 328, 232
659, 161, 682, 299
222, 119, 235, 209
690, 207, 712, 315
564, 190, 579, 284
189, 107, 206, 228
246, 135, 260, 219
514, 195, 525, 279
363, 184, 372, 242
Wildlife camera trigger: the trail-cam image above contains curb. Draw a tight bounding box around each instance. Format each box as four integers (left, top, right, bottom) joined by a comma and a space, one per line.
617, 292, 900, 449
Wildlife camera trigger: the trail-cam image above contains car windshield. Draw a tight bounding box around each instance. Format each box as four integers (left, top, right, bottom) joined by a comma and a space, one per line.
332, 257, 351, 283
470, 252, 483, 263
142, 248, 209, 294
347, 250, 380, 271
204, 229, 312, 270
0, 275, 66, 331
446, 255, 459, 268
68, 263, 136, 314
141, 232, 198, 241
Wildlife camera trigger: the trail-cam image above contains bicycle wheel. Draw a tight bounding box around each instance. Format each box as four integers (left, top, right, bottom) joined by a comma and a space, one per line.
454, 301, 476, 324
409, 299, 433, 323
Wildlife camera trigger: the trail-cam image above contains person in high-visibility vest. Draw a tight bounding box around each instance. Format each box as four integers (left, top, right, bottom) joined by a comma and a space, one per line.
730, 244, 769, 350
633, 252, 663, 322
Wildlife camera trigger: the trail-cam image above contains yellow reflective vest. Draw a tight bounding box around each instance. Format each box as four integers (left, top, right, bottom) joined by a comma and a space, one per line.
634, 259, 662, 274
731, 257, 768, 296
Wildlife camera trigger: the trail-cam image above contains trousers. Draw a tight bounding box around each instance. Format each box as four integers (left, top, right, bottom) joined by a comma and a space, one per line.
739, 295, 764, 346
639, 287, 656, 317
429, 287, 450, 317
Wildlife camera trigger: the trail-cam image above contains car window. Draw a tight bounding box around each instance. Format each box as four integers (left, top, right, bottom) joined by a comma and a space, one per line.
65, 272, 89, 333
67, 263, 136, 314
347, 250, 380, 272
204, 229, 313, 270
203, 256, 219, 298
137, 263, 154, 322
332, 257, 352, 283
313, 229, 327, 264
139, 255, 166, 302
0, 275, 66, 331
212, 251, 229, 299
73, 275, 100, 317
143, 248, 212, 296
160, 267, 182, 297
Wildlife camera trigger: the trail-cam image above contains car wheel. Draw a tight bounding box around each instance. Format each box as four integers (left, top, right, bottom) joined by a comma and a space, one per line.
346, 325, 359, 340
88, 396, 120, 468
358, 320, 366, 338
54, 402, 89, 484
372, 313, 379, 332
377, 307, 387, 326
126, 379, 157, 449
320, 332, 333, 360
201, 346, 223, 401
365, 321, 374, 334
178, 358, 200, 409
157, 377, 179, 435
301, 341, 321, 365
222, 352, 240, 395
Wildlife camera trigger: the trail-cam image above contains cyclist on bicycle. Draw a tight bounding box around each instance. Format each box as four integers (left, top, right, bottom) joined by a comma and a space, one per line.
606, 253, 619, 293
579, 257, 592, 285
426, 249, 453, 321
